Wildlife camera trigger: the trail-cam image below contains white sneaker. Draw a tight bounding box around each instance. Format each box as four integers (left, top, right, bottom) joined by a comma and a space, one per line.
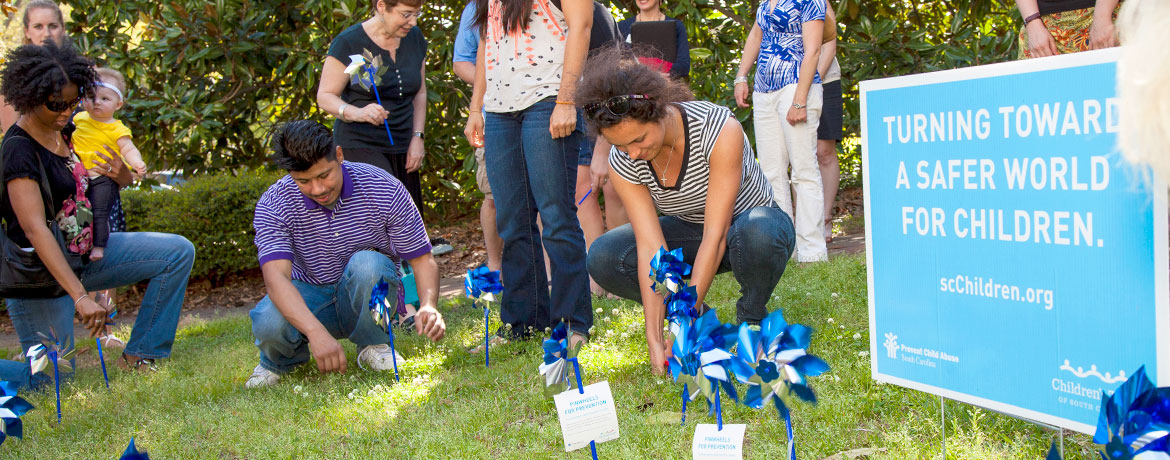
245, 364, 280, 388
358, 344, 405, 371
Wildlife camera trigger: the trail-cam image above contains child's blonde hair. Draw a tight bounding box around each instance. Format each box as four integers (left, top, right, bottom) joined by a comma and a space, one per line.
94, 67, 126, 98
1117, 0, 1170, 183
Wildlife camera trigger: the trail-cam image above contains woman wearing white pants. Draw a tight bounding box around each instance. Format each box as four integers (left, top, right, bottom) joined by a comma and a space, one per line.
735, 0, 828, 262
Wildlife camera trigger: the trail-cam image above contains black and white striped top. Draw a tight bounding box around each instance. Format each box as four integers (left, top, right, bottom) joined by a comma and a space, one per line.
608, 101, 775, 224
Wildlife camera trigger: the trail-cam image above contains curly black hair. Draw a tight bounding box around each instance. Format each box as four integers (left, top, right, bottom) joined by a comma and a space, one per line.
270, 120, 337, 172
578, 46, 693, 136
0, 41, 95, 114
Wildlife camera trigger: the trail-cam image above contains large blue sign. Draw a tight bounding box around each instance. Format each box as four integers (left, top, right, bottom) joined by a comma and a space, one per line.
862, 49, 1168, 433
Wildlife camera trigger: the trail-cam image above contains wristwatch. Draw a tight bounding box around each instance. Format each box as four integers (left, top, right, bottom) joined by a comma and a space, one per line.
413, 131, 425, 140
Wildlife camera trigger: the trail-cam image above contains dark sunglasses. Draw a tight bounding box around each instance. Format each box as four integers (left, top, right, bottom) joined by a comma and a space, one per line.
45, 95, 82, 113
584, 94, 653, 117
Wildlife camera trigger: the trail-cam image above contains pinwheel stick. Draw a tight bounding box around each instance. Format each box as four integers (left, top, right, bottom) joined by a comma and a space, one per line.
388, 327, 400, 382
51, 352, 61, 423
364, 65, 394, 146
95, 338, 109, 389
714, 381, 723, 431
483, 302, 490, 367
567, 358, 599, 460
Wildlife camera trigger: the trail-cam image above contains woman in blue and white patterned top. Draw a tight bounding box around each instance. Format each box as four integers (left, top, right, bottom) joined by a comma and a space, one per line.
734, 0, 828, 262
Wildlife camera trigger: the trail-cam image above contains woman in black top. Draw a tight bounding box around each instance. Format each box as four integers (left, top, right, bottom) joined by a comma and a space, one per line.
317, 0, 428, 212
617, 0, 691, 80
0, 42, 195, 369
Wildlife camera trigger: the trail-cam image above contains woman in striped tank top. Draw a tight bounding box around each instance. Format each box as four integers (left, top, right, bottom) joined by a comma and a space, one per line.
579, 49, 796, 373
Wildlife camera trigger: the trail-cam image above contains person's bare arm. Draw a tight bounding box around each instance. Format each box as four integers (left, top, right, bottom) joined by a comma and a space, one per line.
689, 119, 746, 308
453, 61, 476, 85
261, 259, 348, 373
317, 56, 389, 126
464, 37, 488, 148
1016, 0, 1059, 57
406, 252, 445, 341
549, 0, 593, 139
9, 178, 106, 335
406, 61, 427, 173
735, 23, 763, 108
817, 39, 836, 79
1090, 0, 1121, 49
115, 137, 146, 176
609, 170, 671, 373
786, 18, 823, 125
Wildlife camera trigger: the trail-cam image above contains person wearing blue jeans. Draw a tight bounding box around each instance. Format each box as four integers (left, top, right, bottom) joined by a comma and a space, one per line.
464, 0, 595, 344
246, 121, 445, 388
577, 49, 795, 373
1, 42, 196, 371
6, 233, 196, 369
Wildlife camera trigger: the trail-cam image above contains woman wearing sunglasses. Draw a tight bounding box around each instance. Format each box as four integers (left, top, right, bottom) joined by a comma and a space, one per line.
1, 42, 195, 370
581, 50, 795, 373
463, 0, 594, 347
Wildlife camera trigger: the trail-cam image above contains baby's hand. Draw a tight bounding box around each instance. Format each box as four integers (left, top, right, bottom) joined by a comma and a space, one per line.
131, 162, 148, 177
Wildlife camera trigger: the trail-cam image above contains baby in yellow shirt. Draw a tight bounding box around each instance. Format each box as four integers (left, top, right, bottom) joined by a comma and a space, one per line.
74, 68, 147, 260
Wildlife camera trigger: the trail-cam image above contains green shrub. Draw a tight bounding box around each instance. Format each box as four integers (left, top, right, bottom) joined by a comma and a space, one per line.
121, 169, 287, 281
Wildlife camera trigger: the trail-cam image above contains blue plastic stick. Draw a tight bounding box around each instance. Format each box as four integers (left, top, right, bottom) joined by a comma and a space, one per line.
568, 358, 599, 460
681, 383, 688, 425
95, 338, 109, 389
364, 65, 394, 146
577, 188, 592, 206
715, 381, 722, 431
51, 351, 61, 423
387, 322, 400, 382
483, 303, 490, 367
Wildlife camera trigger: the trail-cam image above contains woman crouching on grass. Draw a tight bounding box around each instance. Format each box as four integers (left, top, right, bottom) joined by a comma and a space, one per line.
1, 42, 195, 371
581, 48, 796, 373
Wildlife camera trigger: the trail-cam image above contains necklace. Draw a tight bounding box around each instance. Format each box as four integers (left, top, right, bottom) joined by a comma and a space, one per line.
652, 116, 678, 183
638, 11, 664, 22
17, 116, 60, 153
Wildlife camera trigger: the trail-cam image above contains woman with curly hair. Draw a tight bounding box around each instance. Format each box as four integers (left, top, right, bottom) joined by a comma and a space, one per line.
1, 42, 196, 370
582, 49, 795, 373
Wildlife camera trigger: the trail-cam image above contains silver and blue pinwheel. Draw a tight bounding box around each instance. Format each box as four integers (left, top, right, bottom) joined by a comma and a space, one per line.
729, 308, 829, 460
120, 437, 150, 459
0, 381, 33, 447
538, 322, 583, 397
367, 279, 400, 381
649, 247, 692, 295
668, 310, 739, 427
465, 265, 504, 367
1091, 365, 1170, 460
24, 331, 75, 423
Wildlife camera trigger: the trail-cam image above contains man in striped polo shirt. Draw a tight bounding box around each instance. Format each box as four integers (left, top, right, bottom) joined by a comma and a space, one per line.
245, 121, 446, 388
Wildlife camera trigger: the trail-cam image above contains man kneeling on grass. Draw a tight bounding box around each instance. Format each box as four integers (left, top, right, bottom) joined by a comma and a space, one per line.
245, 120, 446, 388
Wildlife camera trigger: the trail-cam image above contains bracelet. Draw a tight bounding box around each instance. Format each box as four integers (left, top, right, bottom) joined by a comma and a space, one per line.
792, 102, 807, 109
555, 100, 575, 106
338, 103, 348, 120
73, 294, 90, 304
734, 76, 748, 85
1023, 12, 1042, 25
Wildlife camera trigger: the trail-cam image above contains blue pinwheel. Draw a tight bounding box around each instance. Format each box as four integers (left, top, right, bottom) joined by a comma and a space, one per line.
669, 310, 739, 426
366, 279, 400, 381
649, 247, 691, 294
666, 283, 699, 324
538, 322, 583, 397
25, 331, 75, 423
120, 437, 150, 459
465, 265, 504, 367
730, 309, 829, 460
343, 51, 395, 146
1092, 366, 1170, 460
0, 381, 33, 447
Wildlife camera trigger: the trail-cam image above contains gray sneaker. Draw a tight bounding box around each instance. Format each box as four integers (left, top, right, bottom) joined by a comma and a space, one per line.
358, 344, 405, 371
245, 364, 280, 388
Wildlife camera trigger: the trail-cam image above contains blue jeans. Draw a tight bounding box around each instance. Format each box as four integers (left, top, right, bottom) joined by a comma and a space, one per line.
0, 359, 33, 390
250, 251, 399, 373
6, 232, 196, 361
587, 206, 796, 324
484, 99, 592, 337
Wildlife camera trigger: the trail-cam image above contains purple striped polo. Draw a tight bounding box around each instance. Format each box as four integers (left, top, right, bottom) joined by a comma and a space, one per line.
253, 161, 432, 285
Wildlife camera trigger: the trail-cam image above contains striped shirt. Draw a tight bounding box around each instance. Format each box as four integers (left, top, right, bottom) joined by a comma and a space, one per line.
754, 0, 825, 93
609, 101, 775, 224
253, 161, 431, 285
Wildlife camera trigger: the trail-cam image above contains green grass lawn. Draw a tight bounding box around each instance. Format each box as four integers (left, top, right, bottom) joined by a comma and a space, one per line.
0, 254, 1102, 459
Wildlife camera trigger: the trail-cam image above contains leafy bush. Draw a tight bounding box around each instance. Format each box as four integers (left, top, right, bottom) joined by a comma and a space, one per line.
121, 169, 286, 281
67, 0, 1019, 222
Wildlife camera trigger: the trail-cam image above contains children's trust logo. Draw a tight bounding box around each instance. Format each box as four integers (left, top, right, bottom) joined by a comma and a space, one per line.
883, 333, 899, 359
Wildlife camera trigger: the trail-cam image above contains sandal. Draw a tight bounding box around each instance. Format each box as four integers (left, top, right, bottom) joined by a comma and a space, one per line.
118, 353, 157, 371
467, 335, 509, 354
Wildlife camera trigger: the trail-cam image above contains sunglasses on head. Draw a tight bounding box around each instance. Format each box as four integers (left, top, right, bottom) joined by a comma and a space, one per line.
584, 94, 653, 118
44, 95, 81, 113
